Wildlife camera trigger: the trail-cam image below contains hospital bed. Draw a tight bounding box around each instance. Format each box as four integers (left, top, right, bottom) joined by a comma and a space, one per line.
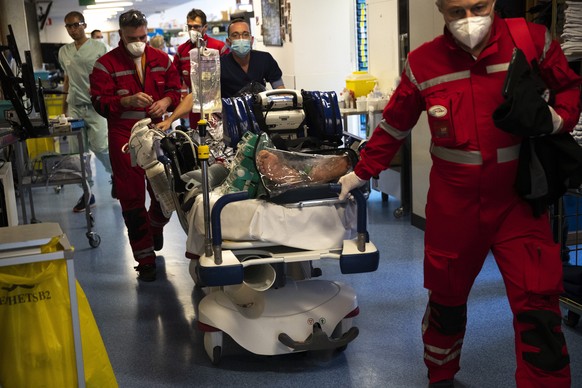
127, 89, 379, 364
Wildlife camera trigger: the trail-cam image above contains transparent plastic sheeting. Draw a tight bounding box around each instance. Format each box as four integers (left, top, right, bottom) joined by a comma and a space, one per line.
190, 47, 221, 114
257, 147, 352, 197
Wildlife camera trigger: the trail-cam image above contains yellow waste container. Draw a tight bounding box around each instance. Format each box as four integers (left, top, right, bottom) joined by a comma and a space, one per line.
345, 71, 377, 98
26, 138, 60, 170
44, 94, 65, 118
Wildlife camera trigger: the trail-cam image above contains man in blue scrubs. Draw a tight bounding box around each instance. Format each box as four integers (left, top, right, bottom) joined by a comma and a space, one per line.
220, 18, 285, 98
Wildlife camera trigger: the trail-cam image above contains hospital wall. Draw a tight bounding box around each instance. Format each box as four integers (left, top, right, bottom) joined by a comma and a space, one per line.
408, 1, 442, 223
250, 0, 357, 93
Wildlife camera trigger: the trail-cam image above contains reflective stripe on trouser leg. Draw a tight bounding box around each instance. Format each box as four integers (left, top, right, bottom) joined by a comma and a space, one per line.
422, 300, 467, 383
122, 208, 155, 265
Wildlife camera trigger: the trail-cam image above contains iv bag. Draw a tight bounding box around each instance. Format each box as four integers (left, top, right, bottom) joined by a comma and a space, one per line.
190, 47, 221, 114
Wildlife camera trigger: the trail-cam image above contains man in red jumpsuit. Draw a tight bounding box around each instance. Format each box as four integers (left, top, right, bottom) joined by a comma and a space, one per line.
173, 8, 228, 129
339, 0, 581, 387
90, 9, 181, 282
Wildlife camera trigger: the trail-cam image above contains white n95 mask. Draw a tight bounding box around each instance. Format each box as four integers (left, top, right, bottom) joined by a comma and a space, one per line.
126, 41, 146, 57
448, 15, 492, 49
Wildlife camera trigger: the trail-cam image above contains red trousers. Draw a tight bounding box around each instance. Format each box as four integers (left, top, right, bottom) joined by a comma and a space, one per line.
109, 132, 169, 265
422, 158, 569, 387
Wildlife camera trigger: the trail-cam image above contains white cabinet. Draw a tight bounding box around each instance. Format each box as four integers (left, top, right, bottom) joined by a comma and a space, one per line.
0, 161, 18, 226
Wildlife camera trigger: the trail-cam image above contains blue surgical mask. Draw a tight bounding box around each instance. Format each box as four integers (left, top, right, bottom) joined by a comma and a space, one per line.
230, 39, 251, 58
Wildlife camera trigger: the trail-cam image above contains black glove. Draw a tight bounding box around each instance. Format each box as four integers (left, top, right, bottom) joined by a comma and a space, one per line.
493, 69, 553, 137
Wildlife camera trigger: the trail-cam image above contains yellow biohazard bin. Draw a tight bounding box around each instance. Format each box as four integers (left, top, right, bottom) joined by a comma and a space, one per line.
44, 94, 65, 118
26, 138, 60, 170
345, 71, 377, 98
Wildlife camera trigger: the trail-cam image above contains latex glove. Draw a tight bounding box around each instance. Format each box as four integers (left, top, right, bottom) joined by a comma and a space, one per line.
338, 172, 366, 200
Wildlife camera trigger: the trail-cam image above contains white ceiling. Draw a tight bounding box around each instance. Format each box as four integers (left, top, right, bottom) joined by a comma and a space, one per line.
42, 0, 202, 22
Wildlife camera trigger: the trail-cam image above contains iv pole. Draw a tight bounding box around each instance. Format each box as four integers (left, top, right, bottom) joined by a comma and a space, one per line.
192, 32, 217, 262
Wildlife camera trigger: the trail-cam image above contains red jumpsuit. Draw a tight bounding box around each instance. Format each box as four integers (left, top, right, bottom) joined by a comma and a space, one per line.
173, 35, 228, 127
354, 17, 581, 387
90, 43, 182, 267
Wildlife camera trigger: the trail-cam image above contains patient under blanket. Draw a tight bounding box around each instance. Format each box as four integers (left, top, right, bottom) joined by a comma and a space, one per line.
186, 192, 358, 257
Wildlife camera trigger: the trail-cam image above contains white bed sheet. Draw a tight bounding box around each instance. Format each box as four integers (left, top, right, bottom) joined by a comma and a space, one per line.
186, 192, 358, 256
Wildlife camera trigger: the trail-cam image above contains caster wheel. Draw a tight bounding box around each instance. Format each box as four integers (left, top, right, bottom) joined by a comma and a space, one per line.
211, 346, 222, 365
54, 185, 62, 194
87, 232, 101, 248
563, 310, 580, 327
204, 331, 223, 365
393, 207, 404, 218
331, 318, 352, 353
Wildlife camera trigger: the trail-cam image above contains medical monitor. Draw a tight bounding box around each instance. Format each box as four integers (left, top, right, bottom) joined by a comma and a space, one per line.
6, 25, 22, 69
22, 50, 40, 112
0, 52, 49, 139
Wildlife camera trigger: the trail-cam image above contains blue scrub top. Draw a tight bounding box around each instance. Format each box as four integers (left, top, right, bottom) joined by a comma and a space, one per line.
220, 50, 283, 98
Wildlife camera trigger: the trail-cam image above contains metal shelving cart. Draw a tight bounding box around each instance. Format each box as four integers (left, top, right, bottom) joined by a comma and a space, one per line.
13, 129, 101, 248
554, 189, 582, 327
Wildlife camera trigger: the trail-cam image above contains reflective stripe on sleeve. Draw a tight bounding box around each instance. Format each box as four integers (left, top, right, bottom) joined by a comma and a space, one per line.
541, 29, 551, 63
379, 119, 411, 140
93, 62, 109, 74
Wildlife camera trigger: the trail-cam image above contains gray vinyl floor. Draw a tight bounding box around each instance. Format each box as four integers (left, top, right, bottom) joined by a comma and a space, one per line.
15, 158, 582, 388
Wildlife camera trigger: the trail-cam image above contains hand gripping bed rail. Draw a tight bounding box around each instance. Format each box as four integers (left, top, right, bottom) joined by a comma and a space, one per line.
328, 183, 369, 252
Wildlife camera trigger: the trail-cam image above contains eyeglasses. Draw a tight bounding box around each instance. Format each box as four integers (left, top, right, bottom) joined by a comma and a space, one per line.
187, 24, 204, 31
119, 12, 147, 25
65, 22, 85, 29
230, 32, 251, 40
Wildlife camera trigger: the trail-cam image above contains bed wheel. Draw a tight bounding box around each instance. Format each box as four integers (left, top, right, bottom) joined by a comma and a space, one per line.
204, 331, 223, 365
87, 232, 101, 248
394, 207, 404, 218
211, 346, 222, 365
331, 317, 354, 352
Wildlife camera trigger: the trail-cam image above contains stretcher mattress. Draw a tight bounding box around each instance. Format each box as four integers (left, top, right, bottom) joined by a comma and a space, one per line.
186, 192, 357, 256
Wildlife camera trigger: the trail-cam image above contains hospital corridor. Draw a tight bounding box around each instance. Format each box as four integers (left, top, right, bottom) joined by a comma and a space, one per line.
2, 0, 582, 387
10, 159, 582, 388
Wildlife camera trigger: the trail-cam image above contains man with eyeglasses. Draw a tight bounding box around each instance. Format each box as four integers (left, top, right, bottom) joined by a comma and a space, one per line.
220, 18, 285, 98
173, 8, 228, 129
58, 11, 111, 213
90, 9, 182, 282
338, 0, 581, 387
156, 18, 286, 131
